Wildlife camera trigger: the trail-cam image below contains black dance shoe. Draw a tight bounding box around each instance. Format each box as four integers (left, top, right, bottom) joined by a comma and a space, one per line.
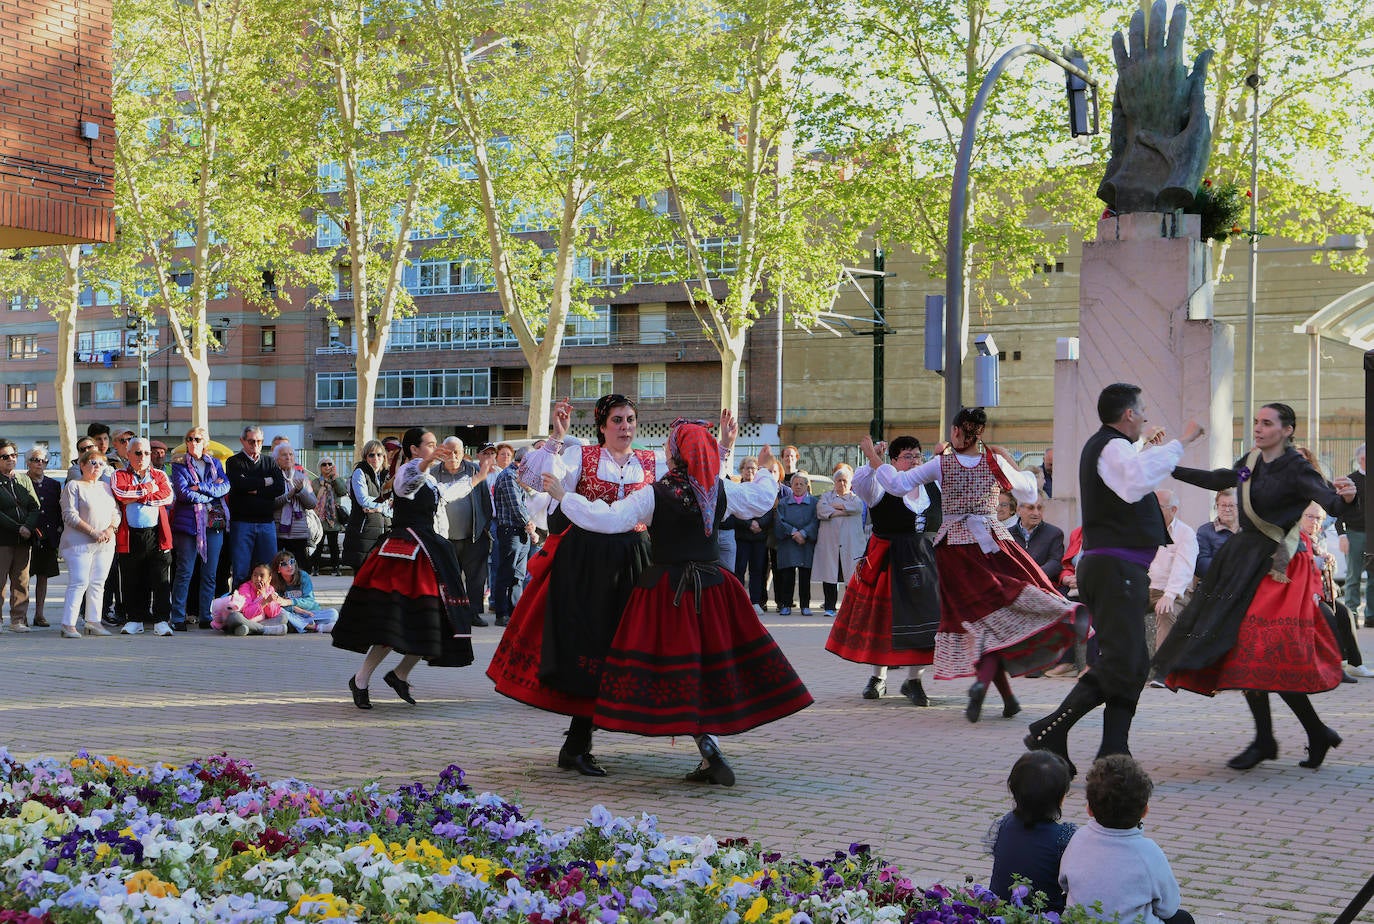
685, 738, 736, 787
899, 678, 930, 707
383, 670, 416, 705
861, 676, 886, 700
349, 676, 373, 710
1003, 696, 1022, 719
1298, 726, 1342, 769
470, 615, 489, 627
965, 682, 987, 723
557, 750, 608, 777
1226, 739, 1277, 770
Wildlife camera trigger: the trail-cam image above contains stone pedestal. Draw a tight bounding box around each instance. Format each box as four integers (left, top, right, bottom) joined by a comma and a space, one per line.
1049, 213, 1235, 533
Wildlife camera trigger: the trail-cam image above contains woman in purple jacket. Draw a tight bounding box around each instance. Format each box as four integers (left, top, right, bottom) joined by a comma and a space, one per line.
170, 427, 231, 631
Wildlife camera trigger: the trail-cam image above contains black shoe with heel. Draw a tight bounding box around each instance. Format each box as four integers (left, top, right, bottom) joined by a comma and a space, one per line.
349, 676, 372, 710
899, 678, 929, 707
685, 736, 736, 787
1226, 739, 1277, 770
1002, 696, 1021, 719
1298, 727, 1342, 769
557, 749, 607, 777
384, 670, 416, 705
965, 682, 987, 723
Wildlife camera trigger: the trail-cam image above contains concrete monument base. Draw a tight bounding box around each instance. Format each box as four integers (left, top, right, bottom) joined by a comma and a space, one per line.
1049, 212, 1235, 532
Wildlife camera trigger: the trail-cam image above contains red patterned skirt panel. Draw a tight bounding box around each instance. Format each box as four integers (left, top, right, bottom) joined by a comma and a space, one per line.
1167, 550, 1342, 695
826, 536, 935, 667
487, 530, 597, 718
932, 539, 1079, 680
593, 567, 813, 736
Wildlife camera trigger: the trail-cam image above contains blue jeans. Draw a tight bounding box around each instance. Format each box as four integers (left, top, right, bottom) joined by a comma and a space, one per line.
229, 521, 278, 587
171, 529, 224, 627
490, 526, 531, 617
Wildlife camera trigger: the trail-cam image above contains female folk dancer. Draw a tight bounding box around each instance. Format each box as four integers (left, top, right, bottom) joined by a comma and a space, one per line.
487, 395, 658, 777
825, 436, 941, 706
1155, 403, 1357, 770
541, 416, 811, 785
333, 428, 487, 709
869, 408, 1082, 722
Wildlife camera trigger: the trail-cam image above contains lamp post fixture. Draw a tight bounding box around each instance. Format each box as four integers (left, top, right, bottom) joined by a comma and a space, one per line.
1242, 58, 1262, 438
943, 45, 1097, 431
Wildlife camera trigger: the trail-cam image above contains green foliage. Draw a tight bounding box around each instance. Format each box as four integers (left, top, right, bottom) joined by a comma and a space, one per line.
1190, 179, 1247, 243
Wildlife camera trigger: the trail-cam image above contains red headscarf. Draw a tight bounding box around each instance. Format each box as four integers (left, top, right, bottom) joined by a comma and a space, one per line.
665, 418, 721, 535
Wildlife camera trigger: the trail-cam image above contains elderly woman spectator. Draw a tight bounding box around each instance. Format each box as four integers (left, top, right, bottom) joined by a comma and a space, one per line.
1194, 488, 1240, 581
814, 463, 867, 617
170, 427, 231, 632
774, 471, 820, 616
59, 450, 119, 637
273, 444, 317, 566
26, 447, 62, 627
311, 457, 350, 575
112, 437, 175, 636
344, 439, 391, 570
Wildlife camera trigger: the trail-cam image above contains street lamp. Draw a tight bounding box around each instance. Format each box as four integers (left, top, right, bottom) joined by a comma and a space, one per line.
943, 45, 1098, 431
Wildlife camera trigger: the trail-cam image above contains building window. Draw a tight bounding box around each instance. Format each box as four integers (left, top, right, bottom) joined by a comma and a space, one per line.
171, 380, 227, 407
564, 305, 611, 346
7, 335, 38, 360
316, 368, 491, 408
261, 326, 276, 353
316, 213, 344, 248
637, 364, 666, 401
570, 365, 614, 400
317, 161, 345, 192
638, 305, 668, 344
260, 381, 277, 406
401, 257, 492, 296
388, 311, 518, 351
5, 384, 37, 409
77, 330, 123, 354
7, 295, 38, 311
122, 380, 160, 406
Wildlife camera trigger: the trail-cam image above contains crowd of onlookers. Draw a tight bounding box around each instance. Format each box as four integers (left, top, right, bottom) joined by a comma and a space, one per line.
2, 429, 1368, 671
0, 422, 546, 640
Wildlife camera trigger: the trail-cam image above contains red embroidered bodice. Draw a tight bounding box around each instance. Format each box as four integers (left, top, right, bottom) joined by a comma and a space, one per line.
576, 446, 657, 504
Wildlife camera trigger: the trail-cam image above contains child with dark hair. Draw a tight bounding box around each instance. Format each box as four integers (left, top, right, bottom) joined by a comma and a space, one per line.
1059, 755, 1194, 924
985, 751, 1076, 911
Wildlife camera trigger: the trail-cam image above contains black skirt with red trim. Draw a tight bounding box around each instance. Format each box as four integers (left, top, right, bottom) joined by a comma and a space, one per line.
825, 535, 936, 667
592, 565, 812, 736
332, 529, 474, 667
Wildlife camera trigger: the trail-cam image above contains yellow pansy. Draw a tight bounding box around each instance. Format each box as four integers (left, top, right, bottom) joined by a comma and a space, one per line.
770, 911, 794, 924
742, 895, 769, 923
290, 893, 363, 919
414, 914, 456, 924
125, 869, 180, 898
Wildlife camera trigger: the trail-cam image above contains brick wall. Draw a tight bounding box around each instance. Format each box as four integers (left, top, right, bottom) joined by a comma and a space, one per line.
0, 0, 114, 246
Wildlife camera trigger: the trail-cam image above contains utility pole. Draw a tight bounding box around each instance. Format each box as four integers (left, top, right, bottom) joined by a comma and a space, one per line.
871, 248, 886, 441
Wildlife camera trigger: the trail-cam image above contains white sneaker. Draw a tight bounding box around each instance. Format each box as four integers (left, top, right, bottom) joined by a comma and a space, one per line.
1349, 664, 1374, 678
120, 622, 144, 635
152, 621, 174, 637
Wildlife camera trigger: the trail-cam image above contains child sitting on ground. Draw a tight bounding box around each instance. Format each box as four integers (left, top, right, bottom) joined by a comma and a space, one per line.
211, 563, 286, 636
1059, 754, 1194, 924
985, 750, 1076, 911
270, 551, 339, 633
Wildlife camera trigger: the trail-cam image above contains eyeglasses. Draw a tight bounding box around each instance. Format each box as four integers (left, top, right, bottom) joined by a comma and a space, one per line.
29, 457, 47, 463
278, 558, 296, 566
132, 450, 151, 456
0, 454, 16, 460
320, 462, 334, 467
83, 459, 104, 467
187, 436, 205, 443
243, 438, 263, 445
115, 436, 131, 444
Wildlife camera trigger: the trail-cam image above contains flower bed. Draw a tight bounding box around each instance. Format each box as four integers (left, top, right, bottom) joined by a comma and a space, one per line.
0, 750, 1077, 922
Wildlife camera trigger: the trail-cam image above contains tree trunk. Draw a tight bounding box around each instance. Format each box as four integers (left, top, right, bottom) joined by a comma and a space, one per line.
188, 347, 211, 434
354, 345, 381, 451
525, 360, 557, 435
716, 331, 746, 421
54, 246, 81, 465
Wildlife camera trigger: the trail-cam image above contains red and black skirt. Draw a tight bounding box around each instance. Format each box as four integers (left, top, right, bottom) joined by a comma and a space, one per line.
593, 563, 812, 736
332, 529, 474, 667
1167, 548, 1342, 695
826, 534, 937, 667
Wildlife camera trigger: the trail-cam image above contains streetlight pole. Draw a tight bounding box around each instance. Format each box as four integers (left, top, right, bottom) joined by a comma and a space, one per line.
944, 45, 1097, 431
871, 247, 886, 441
1242, 41, 1262, 438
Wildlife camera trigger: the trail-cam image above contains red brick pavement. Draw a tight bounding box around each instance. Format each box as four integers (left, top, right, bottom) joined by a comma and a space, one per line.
2, 575, 1372, 922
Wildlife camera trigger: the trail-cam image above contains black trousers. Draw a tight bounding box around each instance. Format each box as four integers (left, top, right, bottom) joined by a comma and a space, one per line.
119, 527, 171, 624
774, 566, 811, 609
733, 540, 769, 605
1076, 553, 1151, 703
450, 534, 491, 613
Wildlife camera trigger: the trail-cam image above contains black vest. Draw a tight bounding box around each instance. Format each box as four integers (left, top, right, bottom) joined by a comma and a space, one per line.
869, 483, 942, 537
649, 483, 728, 564
1080, 425, 1169, 551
